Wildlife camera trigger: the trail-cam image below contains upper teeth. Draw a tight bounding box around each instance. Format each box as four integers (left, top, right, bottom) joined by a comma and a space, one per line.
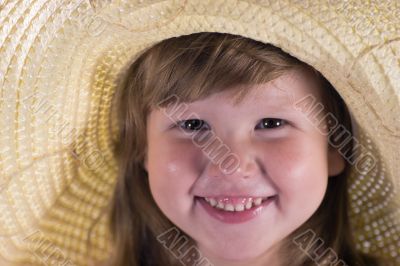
204, 197, 266, 212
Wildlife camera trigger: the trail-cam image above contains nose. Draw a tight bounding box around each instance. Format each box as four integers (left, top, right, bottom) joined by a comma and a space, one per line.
204, 137, 263, 178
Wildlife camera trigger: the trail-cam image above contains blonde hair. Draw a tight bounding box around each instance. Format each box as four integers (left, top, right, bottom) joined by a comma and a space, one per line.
108, 32, 382, 266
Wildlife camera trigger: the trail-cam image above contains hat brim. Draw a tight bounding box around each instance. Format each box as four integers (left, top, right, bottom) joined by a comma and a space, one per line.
0, 0, 399, 265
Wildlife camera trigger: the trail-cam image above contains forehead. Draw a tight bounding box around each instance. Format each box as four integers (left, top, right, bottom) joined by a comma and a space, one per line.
190, 68, 323, 108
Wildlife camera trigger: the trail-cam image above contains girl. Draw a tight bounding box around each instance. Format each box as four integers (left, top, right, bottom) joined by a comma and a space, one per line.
108, 32, 388, 266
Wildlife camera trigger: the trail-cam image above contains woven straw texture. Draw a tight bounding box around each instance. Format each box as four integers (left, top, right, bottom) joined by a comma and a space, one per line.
0, 0, 399, 265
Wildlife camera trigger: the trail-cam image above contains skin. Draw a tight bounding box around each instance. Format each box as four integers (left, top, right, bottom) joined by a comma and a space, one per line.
144, 69, 345, 266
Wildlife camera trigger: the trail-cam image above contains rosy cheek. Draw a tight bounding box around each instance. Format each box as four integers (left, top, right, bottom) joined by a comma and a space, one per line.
149, 139, 202, 199
260, 137, 328, 206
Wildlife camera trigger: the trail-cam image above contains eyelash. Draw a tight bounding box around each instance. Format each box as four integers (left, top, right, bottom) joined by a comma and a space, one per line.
176, 118, 286, 131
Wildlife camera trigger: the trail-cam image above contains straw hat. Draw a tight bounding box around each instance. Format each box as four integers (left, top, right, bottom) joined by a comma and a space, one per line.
0, 0, 399, 265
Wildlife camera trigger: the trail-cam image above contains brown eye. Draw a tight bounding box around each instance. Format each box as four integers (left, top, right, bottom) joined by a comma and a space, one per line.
257, 118, 286, 129
178, 119, 209, 131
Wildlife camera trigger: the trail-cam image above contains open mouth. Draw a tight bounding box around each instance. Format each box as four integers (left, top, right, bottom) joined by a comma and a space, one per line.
195, 195, 277, 224
195, 195, 277, 212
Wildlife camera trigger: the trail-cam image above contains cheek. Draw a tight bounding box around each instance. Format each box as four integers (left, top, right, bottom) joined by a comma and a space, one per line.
261, 135, 329, 216
147, 138, 202, 219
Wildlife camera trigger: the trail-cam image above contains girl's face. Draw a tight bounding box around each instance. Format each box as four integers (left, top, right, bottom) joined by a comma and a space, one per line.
145, 69, 345, 265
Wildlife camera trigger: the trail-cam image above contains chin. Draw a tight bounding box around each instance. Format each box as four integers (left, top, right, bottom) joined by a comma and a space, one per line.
203, 242, 269, 262
220, 252, 261, 261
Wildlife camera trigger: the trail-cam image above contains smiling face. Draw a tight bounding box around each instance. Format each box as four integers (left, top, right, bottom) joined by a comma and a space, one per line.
145, 69, 345, 265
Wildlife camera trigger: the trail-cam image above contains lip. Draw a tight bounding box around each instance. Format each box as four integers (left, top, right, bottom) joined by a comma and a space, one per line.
196, 196, 276, 224
200, 195, 270, 198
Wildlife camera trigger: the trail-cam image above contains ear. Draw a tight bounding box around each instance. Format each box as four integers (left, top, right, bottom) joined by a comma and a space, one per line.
327, 145, 345, 176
